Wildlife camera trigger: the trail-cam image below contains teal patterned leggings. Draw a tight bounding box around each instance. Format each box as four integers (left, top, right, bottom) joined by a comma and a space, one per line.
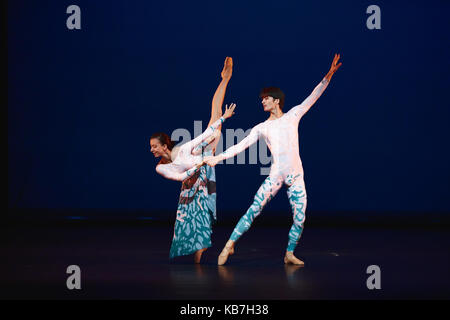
230, 173, 306, 252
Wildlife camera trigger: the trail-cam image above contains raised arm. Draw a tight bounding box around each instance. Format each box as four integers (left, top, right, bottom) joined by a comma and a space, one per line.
190, 103, 236, 155
191, 129, 221, 156
289, 53, 342, 119
156, 162, 204, 182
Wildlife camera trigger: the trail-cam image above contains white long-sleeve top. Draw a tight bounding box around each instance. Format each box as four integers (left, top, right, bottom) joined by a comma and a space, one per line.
155, 116, 225, 181
218, 78, 329, 183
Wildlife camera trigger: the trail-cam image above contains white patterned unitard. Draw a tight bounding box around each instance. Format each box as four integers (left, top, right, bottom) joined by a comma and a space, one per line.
155, 117, 225, 181
217, 78, 330, 252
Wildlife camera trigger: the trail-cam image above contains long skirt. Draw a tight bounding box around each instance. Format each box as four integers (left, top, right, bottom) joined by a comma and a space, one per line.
169, 163, 217, 258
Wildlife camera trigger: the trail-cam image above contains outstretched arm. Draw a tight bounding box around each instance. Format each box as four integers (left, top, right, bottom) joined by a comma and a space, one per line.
156, 161, 205, 182
204, 124, 261, 167
289, 53, 342, 119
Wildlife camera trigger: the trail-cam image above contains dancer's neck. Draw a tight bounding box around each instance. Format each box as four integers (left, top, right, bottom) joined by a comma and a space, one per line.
268, 108, 284, 120
161, 150, 172, 163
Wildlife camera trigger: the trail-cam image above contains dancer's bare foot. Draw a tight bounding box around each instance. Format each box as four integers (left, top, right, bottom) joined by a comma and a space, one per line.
194, 248, 207, 264
218, 240, 235, 265
284, 251, 305, 266
221, 57, 233, 80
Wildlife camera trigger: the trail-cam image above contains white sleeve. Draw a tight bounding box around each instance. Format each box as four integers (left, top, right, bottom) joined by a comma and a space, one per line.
187, 117, 225, 154
156, 163, 200, 182
288, 78, 329, 120
191, 129, 221, 156
217, 124, 261, 161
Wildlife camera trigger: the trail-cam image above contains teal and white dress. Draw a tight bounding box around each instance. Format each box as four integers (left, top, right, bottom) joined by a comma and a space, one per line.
155, 117, 225, 258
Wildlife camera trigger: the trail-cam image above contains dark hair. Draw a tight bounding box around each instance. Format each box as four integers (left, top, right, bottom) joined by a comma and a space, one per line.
150, 132, 175, 150
259, 87, 285, 109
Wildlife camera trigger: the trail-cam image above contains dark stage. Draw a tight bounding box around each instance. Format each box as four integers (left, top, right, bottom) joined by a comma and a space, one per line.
1, 220, 449, 300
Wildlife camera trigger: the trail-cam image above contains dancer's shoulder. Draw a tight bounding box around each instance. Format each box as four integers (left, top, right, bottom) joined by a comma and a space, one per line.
156, 157, 172, 167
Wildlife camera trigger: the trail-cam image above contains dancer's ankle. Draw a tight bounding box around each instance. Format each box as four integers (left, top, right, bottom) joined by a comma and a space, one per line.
225, 240, 235, 249
194, 248, 207, 263
284, 251, 304, 265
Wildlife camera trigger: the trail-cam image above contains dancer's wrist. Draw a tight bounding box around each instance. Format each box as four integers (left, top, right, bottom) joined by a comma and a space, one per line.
196, 162, 204, 170
324, 71, 333, 82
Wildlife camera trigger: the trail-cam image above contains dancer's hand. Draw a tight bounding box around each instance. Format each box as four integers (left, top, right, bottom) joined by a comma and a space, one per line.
223, 103, 236, 119
204, 155, 220, 167
329, 53, 342, 74
325, 53, 342, 81
196, 161, 206, 169
221, 57, 233, 80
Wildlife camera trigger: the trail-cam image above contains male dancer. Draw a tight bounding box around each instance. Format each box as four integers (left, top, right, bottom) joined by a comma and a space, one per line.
205, 54, 342, 265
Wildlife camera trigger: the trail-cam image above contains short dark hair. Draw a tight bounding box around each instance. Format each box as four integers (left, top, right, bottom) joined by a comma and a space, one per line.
150, 132, 175, 150
259, 87, 285, 109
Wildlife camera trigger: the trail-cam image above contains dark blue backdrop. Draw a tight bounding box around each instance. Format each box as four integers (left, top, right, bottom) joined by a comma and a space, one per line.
7, 0, 450, 221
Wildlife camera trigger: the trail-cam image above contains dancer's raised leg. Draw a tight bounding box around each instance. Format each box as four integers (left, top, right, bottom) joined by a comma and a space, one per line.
195, 57, 233, 265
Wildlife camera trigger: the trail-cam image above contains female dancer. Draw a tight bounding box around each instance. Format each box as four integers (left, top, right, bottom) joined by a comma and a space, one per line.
150, 57, 235, 263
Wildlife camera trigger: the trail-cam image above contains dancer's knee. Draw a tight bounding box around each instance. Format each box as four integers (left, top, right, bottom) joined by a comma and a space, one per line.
293, 207, 306, 228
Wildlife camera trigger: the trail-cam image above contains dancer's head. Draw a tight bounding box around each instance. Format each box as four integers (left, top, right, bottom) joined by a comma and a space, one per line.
150, 132, 174, 158
260, 87, 285, 112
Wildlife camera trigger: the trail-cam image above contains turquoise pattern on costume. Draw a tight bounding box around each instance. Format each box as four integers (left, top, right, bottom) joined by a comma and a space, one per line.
169, 150, 217, 258
286, 181, 306, 252
229, 173, 307, 252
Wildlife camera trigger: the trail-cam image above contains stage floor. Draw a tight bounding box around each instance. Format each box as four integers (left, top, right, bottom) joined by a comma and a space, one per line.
1, 223, 449, 299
